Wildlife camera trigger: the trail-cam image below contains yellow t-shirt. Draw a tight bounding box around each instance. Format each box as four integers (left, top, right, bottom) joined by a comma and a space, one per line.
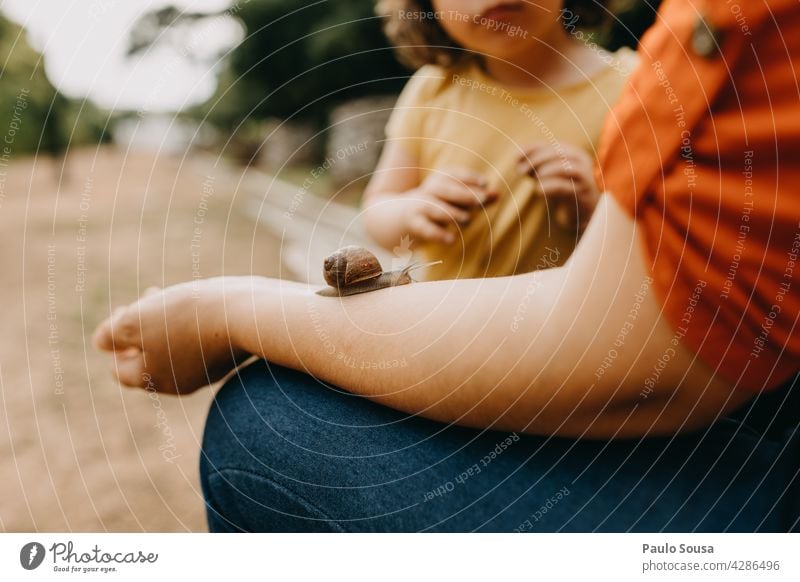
384, 48, 638, 280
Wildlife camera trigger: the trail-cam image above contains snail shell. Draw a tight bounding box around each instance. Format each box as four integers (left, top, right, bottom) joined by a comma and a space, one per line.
323, 245, 382, 289
317, 246, 440, 297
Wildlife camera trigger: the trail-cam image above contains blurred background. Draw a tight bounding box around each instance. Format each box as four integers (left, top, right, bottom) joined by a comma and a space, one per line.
0, 0, 659, 531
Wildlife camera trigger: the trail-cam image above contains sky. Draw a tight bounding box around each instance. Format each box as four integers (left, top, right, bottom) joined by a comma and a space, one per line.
0, 0, 244, 112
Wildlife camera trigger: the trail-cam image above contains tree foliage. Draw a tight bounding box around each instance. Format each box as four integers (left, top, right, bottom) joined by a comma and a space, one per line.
129, 1, 662, 132
128, 1, 408, 129
0, 15, 108, 155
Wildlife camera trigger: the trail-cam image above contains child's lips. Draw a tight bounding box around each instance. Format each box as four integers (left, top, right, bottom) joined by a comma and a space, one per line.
480, 2, 523, 22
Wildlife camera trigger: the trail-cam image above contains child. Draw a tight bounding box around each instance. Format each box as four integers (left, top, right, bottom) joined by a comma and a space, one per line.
363, 0, 638, 279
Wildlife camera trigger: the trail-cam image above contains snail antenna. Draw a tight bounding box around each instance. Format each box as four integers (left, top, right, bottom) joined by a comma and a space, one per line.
402, 259, 442, 279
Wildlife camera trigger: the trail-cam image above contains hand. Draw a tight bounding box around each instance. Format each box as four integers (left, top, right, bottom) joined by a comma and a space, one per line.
402, 167, 498, 245
517, 143, 600, 232
92, 278, 255, 394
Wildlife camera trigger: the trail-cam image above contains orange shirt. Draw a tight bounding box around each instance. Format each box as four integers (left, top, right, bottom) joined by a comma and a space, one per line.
598, 0, 800, 391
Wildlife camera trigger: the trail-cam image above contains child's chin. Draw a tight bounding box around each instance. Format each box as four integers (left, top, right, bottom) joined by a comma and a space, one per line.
470, 34, 535, 57
479, 42, 535, 62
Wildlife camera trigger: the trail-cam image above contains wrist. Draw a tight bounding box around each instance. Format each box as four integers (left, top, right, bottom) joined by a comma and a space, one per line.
364, 192, 416, 250
399, 188, 427, 229
226, 277, 317, 364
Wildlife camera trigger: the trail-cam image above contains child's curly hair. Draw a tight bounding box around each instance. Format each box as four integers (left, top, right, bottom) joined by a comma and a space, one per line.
377, 0, 612, 70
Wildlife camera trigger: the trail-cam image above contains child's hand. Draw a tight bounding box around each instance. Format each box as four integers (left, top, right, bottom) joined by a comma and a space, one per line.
517, 143, 600, 232
92, 278, 252, 394
403, 168, 497, 245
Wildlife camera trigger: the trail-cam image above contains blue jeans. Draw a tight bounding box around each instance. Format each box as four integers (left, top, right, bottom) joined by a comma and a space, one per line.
199, 361, 800, 532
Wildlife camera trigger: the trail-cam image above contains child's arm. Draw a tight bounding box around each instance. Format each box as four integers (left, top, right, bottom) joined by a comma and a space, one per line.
93, 195, 750, 438
361, 141, 497, 249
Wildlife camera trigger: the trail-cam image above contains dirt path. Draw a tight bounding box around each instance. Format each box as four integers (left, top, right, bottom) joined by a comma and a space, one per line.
0, 146, 281, 531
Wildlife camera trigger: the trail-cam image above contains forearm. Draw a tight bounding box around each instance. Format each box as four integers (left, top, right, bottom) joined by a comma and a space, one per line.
230, 272, 571, 434
361, 191, 411, 250
95, 197, 749, 437
228, 196, 749, 438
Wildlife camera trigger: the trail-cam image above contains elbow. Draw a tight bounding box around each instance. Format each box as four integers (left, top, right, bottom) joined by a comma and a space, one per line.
556, 381, 753, 440
499, 373, 750, 440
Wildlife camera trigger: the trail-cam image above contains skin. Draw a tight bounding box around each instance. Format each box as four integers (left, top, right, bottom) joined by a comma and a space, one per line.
363, 0, 605, 250
93, 194, 753, 439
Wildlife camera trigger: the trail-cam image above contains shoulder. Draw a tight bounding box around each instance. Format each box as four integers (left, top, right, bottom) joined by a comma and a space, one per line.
586, 46, 640, 97
397, 65, 454, 105
386, 65, 454, 138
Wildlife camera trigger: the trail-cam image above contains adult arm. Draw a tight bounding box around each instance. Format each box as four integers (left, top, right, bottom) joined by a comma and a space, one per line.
94, 194, 751, 439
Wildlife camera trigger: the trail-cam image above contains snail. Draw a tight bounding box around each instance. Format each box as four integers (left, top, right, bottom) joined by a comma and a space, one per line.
316, 245, 441, 297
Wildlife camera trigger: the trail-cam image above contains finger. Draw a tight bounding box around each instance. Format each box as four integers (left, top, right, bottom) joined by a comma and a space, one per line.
143, 286, 161, 298
517, 142, 554, 163
434, 181, 497, 210
538, 176, 579, 198
516, 142, 549, 160
93, 305, 127, 351
92, 308, 142, 352
517, 148, 565, 175
440, 167, 488, 188
424, 200, 471, 225
529, 158, 584, 181
518, 141, 585, 162
481, 189, 500, 206
409, 214, 455, 245
110, 351, 147, 388
92, 317, 113, 352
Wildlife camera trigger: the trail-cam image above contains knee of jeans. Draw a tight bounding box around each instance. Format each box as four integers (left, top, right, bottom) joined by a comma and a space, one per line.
199, 382, 243, 531
197, 362, 343, 532
201, 361, 273, 464
202, 466, 348, 532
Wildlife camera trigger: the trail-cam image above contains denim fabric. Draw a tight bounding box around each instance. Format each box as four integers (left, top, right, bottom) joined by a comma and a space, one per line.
200, 360, 800, 532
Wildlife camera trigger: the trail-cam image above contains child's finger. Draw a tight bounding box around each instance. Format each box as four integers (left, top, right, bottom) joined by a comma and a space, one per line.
409, 214, 455, 245
425, 196, 474, 223
516, 142, 547, 158
424, 200, 471, 225
436, 181, 494, 208
441, 167, 489, 188
518, 141, 582, 161
529, 159, 582, 181
517, 147, 564, 174
538, 176, 578, 198
516, 142, 551, 163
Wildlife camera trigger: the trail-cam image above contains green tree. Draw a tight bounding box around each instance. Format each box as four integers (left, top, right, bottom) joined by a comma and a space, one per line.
0, 14, 108, 156
132, 1, 662, 132
130, 1, 408, 129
